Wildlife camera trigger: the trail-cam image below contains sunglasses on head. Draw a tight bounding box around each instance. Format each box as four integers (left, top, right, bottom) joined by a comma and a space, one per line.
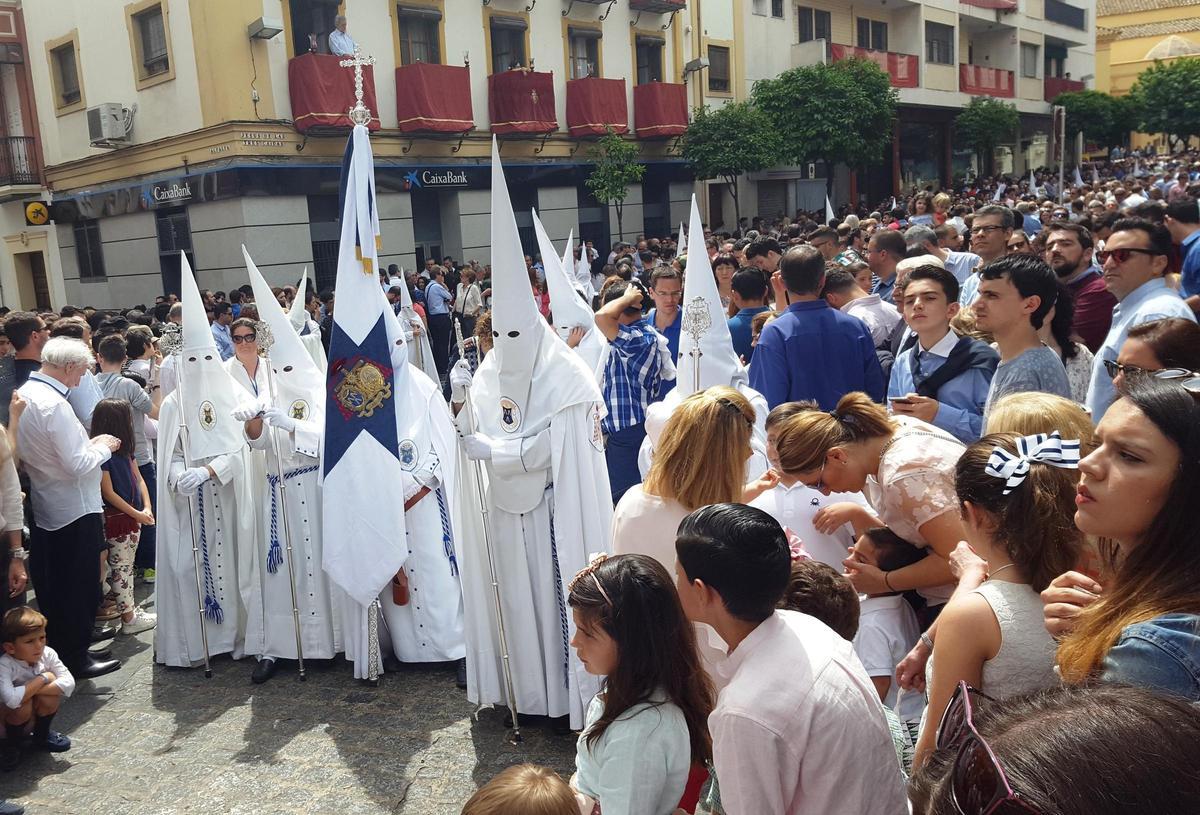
1095, 247, 1161, 265
231, 332, 257, 344
936, 682, 1040, 815
1103, 360, 1200, 391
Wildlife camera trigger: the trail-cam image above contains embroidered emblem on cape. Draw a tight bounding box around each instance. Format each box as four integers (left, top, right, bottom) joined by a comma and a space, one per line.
198, 400, 217, 430
289, 399, 309, 421
589, 404, 604, 451
332, 357, 392, 419
398, 439, 417, 471
499, 397, 522, 433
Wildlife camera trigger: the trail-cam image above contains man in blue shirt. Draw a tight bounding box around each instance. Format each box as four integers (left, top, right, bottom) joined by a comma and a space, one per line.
867, 230, 905, 305
595, 281, 673, 502
749, 245, 885, 410
888, 265, 998, 442
1086, 218, 1197, 422
727, 268, 770, 363
1165, 197, 1200, 313
423, 267, 454, 381
646, 267, 682, 362
210, 303, 234, 361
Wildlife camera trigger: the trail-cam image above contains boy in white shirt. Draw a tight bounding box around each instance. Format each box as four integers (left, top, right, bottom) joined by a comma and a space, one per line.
674, 503, 907, 815
848, 528, 927, 743
0, 607, 75, 769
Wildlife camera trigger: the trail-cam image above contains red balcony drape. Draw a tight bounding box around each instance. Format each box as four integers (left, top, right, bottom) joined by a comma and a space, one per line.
288, 53, 381, 132
488, 70, 557, 134
633, 81, 688, 138
960, 64, 1015, 98
395, 63, 474, 133
565, 77, 628, 137
830, 45, 918, 88
1044, 76, 1085, 102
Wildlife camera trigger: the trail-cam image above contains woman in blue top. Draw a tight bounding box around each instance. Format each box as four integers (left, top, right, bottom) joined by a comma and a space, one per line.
1047, 375, 1200, 700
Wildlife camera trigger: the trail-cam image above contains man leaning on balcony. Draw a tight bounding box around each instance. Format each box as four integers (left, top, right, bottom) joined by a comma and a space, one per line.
329, 15, 356, 57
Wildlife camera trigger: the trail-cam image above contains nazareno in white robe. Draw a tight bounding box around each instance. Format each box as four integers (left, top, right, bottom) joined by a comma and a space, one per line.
154, 391, 264, 667
378, 366, 464, 663
458, 355, 613, 729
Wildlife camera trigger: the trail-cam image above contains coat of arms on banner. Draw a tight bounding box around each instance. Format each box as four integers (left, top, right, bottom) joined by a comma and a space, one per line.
198, 400, 217, 430
398, 439, 417, 470
499, 397, 522, 433
332, 357, 392, 419
290, 400, 309, 421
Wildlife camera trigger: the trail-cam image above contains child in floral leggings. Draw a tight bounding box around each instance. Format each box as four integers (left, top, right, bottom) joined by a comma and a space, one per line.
94, 400, 156, 635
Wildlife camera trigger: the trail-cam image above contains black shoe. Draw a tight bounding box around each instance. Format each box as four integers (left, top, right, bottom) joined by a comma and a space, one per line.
0, 742, 20, 772
91, 625, 117, 643
251, 657, 277, 684
0, 799, 23, 814
382, 655, 402, 673
549, 714, 572, 735
29, 731, 69, 753
455, 658, 467, 689
75, 657, 121, 680
87, 645, 112, 660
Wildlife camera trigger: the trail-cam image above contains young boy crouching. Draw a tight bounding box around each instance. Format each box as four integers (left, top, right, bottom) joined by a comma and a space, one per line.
0, 607, 74, 768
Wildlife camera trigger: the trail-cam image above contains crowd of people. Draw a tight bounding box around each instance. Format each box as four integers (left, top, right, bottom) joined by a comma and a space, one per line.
0, 143, 1197, 815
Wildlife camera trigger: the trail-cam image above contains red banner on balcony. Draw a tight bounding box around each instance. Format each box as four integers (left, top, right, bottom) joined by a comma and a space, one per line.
1044, 76, 1085, 102
565, 77, 628, 137
960, 64, 1015, 98
830, 45, 918, 88
960, 0, 1017, 8
633, 82, 688, 138
288, 53, 381, 133
488, 70, 556, 134
395, 63, 474, 133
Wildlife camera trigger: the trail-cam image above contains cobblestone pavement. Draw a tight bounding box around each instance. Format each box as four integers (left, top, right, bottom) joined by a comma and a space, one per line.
0, 586, 576, 815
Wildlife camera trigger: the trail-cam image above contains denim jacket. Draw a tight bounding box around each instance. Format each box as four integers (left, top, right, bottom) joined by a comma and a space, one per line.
1102, 613, 1200, 701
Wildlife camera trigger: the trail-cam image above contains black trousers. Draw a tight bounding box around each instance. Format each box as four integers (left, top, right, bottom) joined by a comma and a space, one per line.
29, 513, 104, 670
428, 313, 452, 379
134, 461, 157, 569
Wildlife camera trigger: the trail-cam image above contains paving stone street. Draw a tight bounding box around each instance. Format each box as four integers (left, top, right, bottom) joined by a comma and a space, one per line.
0, 587, 576, 815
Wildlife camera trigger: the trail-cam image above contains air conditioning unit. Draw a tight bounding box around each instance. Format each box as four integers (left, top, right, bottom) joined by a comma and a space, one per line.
87, 103, 131, 146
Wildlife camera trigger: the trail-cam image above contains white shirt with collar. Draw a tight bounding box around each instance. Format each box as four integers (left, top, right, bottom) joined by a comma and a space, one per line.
749, 484, 868, 570
854, 594, 926, 723
918, 327, 959, 357
842, 294, 902, 348
17, 371, 111, 531
709, 610, 908, 815
0, 648, 74, 710
328, 28, 356, 56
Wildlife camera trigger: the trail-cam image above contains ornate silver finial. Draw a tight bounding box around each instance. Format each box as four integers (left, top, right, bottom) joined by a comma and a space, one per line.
681, 296, 711, 393
339, 44, 376, 126
255, 320, 275, 356
159, 322, 183, 356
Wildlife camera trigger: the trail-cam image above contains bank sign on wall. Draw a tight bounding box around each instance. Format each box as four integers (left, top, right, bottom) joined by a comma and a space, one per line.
401, 167, 487, 191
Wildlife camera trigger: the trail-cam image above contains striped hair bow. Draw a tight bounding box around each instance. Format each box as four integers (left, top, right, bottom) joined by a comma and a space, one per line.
984, 431, 1081, 495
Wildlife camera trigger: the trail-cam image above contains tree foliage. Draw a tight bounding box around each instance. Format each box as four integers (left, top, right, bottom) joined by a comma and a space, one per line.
751, 59, 897, 195
955, 97, 1020, 173
1130, 57, 1200, 148
586, 127, 646, 241
679, 101, 780, 230
1109, 94, 1140, 148
1054, 90, 1115, 146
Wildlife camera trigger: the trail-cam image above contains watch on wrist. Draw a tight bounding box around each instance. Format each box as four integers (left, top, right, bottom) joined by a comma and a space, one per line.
9, 548, 27, 562
919, 632, 934, 651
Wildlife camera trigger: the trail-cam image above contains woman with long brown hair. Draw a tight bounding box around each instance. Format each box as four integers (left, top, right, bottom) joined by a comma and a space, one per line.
1046, 375, 1200, 700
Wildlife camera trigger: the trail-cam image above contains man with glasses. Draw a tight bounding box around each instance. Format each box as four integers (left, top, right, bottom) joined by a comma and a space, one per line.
958, 205, 1015, 307
1005, 232, 1036, 255
1085, 218, 1196, 423
1043, 223, 1116, 352
646, 267, 683, 363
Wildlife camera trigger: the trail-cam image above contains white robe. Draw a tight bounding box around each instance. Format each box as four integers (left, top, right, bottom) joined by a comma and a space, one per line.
379, 372, 465, 663
298, 322, 328, 374
247, 418, 340, 661
457, 398, 611, 729
154, 392, 263, 667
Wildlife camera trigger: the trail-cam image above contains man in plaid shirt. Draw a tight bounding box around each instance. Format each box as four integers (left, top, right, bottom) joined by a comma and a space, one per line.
594, 280, 676, 503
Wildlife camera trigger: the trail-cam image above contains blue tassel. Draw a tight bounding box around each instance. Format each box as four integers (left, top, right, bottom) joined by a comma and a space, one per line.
204, 593, 224, 624
266, 541, 283, 575
267, 464, 319, 575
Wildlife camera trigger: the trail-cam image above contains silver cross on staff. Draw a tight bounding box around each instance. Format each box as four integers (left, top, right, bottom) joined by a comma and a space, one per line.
339, 44, 376, 127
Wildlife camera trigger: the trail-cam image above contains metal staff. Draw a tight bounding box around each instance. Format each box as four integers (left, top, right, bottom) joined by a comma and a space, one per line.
255, 322, 307, 681
454, 316, 522, 743
159, 323, 212, 679
681, 296, 712, 393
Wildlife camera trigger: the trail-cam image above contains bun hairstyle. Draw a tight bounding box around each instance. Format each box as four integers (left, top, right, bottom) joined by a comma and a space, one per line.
954, 432, 1083, 592
773, 392, 894, 475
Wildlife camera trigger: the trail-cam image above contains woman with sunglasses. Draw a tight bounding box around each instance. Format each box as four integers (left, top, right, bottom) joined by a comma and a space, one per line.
911, 432, 1083, 771
1046, 376, 1200, 701
774, 393, 966, 607
224, 317, 267, 402
1104, 317, 1200, 393
910, 683, 1200, 815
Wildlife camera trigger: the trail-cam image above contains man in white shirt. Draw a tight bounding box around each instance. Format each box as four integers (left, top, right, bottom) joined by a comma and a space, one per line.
674, 503, 907, 815
328, 14, 355, 56
17, 338, 121, 679
821, 268, 901, 348
904, 224, 981, 285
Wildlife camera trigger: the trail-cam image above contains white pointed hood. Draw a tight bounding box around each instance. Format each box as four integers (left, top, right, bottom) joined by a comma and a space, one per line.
559, 229, 575, 285
394, 266, 438, 381
677, 221, 687, 258
289, 269, 311, 332
535, 215, 608, 382
243, 246, 326, 428
676, 196, 741, 396
175, 251, 245, 460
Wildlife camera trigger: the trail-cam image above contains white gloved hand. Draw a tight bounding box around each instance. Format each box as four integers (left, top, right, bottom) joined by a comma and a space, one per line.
450, 359, 473, 403
463, 433, 495, 461
231, 400, 264, 422
263, 406, 297, 433
176, 467, 211, 494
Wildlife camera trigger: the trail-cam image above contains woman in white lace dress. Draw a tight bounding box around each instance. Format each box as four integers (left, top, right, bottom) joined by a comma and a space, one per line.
911, 431, 1084, 771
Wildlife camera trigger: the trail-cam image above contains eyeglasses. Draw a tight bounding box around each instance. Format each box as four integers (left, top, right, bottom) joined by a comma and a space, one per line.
936, 681, 1040, 815
802, 460, 827, 492
231, 333, 257, 344
969, 225, 1006, 236
1095, 247, 1162, 265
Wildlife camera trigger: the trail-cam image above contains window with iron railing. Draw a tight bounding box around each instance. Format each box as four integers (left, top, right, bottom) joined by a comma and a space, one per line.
135, 5, 169, 77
